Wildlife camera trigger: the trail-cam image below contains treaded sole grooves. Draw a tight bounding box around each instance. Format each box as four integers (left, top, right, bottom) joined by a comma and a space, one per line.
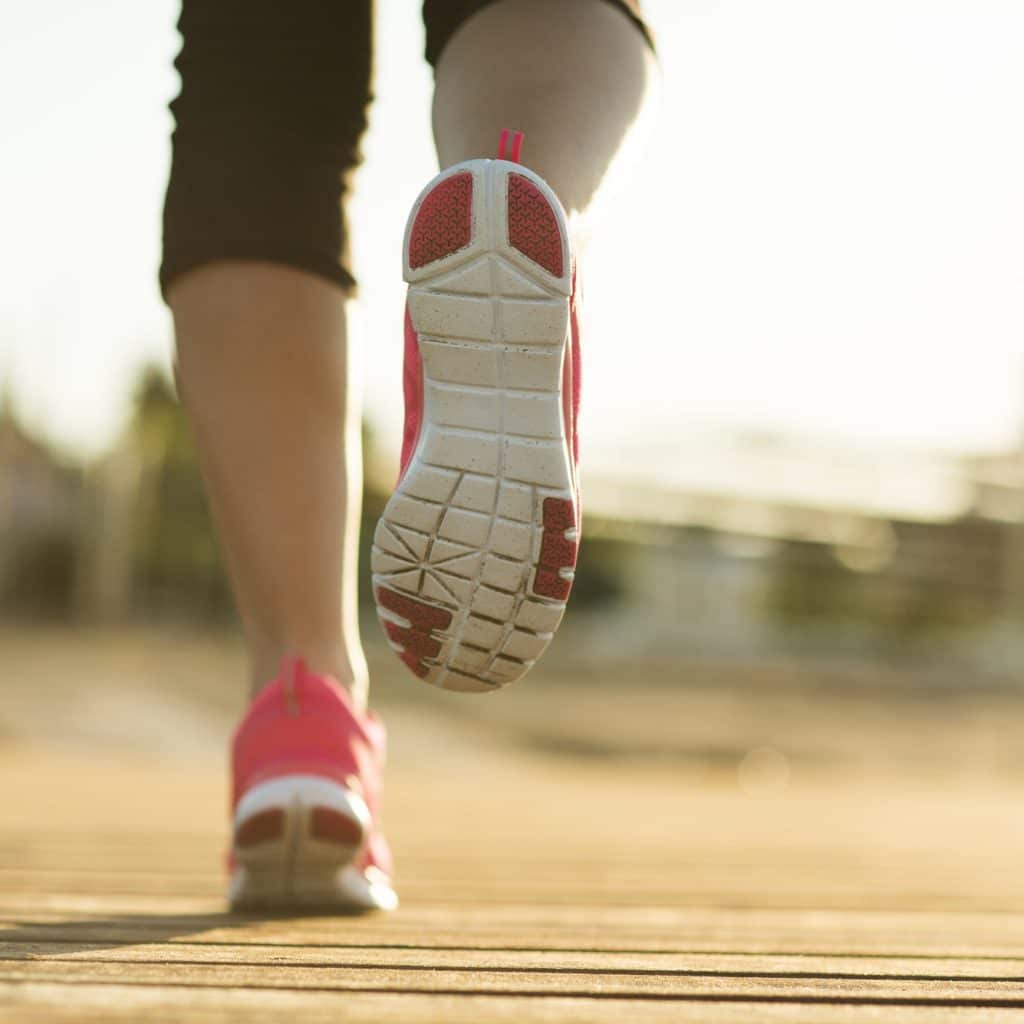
373, 157, 578, 693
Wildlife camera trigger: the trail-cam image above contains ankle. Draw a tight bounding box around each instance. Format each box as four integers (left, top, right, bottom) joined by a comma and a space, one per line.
250, 638, 369, 709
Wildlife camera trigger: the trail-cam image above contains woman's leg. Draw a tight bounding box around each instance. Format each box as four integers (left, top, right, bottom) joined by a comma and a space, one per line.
162, 1, 372, 704
430, 0, 657, 224
169, 266, 367, 705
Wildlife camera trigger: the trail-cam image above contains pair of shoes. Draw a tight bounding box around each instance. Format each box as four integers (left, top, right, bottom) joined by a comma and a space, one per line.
227, 131, 581, 911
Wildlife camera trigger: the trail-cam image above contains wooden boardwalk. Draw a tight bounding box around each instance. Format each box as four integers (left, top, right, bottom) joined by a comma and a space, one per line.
2, 628, 1024, 1021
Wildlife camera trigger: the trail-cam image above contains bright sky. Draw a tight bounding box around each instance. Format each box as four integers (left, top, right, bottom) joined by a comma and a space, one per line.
1, 0, 1022, 473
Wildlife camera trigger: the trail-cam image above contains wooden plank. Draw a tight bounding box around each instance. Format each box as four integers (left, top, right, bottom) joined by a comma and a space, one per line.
6, 941, 1024, 980
3, 958, 1024, 1004
1, 981, 1015, 1024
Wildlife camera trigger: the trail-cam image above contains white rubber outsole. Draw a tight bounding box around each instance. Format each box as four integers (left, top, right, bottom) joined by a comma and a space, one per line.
372, 159, 579, 693
229, 774, 396, 913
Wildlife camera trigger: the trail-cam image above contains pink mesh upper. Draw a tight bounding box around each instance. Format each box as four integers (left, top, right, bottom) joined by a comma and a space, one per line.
232, 659, 384, 814
399, 303, 423, 480
231, 657, 391, 877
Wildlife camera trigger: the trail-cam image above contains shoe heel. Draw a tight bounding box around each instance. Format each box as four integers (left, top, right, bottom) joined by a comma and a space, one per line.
229, 774, 370, 910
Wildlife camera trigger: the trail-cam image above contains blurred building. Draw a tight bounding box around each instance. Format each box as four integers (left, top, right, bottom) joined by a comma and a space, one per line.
0, 371, 229, 623
0, 400, 81, 615
580, 432, 1024, 682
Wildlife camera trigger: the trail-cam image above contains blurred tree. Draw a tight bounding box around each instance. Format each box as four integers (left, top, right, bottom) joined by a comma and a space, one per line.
761, 532, 990, 658
129, 368, 234, 621
766, 540, 858, 623
568, 532, 628, 609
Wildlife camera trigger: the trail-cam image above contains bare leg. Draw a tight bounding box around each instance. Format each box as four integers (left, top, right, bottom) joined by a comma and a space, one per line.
432, 0, 656, 224
169, 263, 367, 705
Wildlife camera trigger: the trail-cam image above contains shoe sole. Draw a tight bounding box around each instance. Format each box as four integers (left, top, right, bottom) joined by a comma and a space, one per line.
229, 774, 396, 913
372, 159, 578, 693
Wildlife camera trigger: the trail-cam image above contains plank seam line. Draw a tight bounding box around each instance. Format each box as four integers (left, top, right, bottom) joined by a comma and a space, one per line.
13, 957, 1024, 984
6, 936, 1024, 963
2, 978, 1023, 1007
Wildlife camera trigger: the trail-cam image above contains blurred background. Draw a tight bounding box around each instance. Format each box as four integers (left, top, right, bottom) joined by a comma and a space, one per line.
2, 0, 1024, 786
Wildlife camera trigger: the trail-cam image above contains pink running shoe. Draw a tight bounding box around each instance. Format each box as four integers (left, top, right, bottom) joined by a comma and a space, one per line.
228, 657, 398, 912
372, 130, 581, 693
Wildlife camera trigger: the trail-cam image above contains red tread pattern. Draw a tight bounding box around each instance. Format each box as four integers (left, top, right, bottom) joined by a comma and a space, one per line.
235, 808, 284, 848
310, 806, 363, 846
507, 174, 564, 277
533, 498, 577, 601
408, 172, 473, 269
383, 620, 441, 660
376, 586, 453, 678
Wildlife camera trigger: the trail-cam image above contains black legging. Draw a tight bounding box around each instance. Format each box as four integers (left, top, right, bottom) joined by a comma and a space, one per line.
160, 0, 652, 298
